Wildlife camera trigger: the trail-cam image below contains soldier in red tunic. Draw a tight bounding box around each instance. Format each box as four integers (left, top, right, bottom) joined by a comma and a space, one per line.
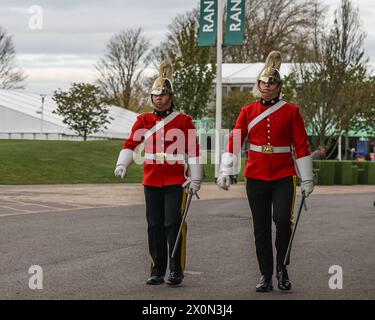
217, 51, 314, 292
114, 61, 203, 286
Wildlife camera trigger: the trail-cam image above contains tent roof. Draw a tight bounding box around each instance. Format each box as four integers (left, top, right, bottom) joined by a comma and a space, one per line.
0, 89, 138, 139
218, 63, 293, 85
215, 62, 375, 85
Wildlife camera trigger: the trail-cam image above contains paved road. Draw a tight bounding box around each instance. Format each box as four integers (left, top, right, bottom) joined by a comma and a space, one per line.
0, 186, 374, 300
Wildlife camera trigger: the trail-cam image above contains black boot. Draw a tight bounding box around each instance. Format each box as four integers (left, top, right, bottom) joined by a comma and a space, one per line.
146, 275, 164, 285
255, 275, 273, 292
166, 271, 184, 286
276, 266, 291, 291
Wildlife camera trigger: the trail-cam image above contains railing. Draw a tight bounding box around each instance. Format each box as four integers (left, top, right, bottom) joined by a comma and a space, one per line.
0, 132, 111, 141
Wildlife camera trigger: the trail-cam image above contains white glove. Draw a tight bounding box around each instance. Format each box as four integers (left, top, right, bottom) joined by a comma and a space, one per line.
217, 172, 231, 190
296, 155, 314, 197
114, 166, 127, 179
114, 149, 134, 179
187, 180, 201, 195
301, 180, 314, 198
216, 152, 237, 191
183, 160, 204, 195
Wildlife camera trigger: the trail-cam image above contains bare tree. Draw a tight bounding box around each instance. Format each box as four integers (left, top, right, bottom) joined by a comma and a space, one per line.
128, 76, 154, 113
96, 28, 150, 110
223, 0, 324, 62
0, 26, 27, 89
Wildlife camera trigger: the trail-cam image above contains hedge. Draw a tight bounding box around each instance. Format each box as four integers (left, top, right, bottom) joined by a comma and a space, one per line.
314, 160, 375, 185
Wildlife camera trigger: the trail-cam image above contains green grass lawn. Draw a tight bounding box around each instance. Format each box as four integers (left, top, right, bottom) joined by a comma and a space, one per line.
0, 140, 246, 185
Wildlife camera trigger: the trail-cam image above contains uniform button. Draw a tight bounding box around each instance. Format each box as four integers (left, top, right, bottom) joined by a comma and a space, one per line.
267, 142, 271, 145
267, 130, 271, 133
267, 118, 270, 122
267, 136, 271, 139
267, 124, 271, 127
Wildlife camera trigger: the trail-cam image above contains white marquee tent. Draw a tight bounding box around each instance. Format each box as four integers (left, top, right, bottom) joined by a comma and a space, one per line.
0, 90, 138, 140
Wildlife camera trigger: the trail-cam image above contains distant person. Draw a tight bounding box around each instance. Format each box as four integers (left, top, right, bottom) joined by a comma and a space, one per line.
350, 148, 356, 160
355, 155, 366, 161
369, 145, 375, 162
114, 60, 203, 287
311, 145, 326, 160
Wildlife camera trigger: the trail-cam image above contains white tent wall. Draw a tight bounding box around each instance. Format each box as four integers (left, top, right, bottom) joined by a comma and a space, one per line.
0, 105, 67, 140
0, 90, 138, 141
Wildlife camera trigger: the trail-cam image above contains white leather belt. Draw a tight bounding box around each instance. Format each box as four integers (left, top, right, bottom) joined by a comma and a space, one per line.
144, 153, 185, 161
249, 144, 291, 154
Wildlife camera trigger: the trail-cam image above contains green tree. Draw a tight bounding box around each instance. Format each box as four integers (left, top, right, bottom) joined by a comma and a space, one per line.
350, 76, 375, 137
52, 83, 112, 141
210, 90, 254, 130
284, 0, 370, 157
152, 10, 216, 119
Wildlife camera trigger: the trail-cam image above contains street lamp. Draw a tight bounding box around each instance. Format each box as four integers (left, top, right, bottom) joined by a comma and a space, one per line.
36, 94, 46, 139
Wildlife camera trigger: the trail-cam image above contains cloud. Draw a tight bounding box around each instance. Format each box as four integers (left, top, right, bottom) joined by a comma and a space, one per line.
18, 53, 158, 94
2, 0, 198, 57
2, 0, 375, 93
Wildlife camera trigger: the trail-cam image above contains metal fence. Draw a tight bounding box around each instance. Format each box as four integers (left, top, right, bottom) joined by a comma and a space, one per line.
0, 132, 112, 141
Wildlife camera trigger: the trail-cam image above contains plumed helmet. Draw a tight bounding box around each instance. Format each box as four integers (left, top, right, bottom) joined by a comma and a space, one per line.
259, 51, 282, 83
252, 51, 282, 98
151, 60, 174, 95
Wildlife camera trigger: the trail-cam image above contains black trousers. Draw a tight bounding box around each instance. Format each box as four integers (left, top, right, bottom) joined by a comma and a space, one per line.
144, 185, 187, 277
246, 176, 296, 276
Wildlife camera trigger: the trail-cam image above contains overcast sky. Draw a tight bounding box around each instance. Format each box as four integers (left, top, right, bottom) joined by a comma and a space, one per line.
1, 0, 374, 94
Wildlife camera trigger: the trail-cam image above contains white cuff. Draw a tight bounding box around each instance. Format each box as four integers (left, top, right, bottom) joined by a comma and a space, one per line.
116, 149, 134, 168
296, 155, 313, 181
188, 163, 204, 181
188, 156, 204, 165
220, 152, 237, 175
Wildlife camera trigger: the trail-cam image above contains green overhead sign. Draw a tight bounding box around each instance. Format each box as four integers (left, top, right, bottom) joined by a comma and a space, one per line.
198, 0, 218, 46
224, 0, 245, 45
198, 0, 245, 47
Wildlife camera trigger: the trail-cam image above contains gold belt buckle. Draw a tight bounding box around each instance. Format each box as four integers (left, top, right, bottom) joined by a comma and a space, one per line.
262, 145, 274, 154
156, 152, 167, 162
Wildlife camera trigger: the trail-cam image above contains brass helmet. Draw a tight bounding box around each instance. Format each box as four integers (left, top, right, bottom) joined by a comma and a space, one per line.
151, 60, 174, 95
252, 51, 282, 98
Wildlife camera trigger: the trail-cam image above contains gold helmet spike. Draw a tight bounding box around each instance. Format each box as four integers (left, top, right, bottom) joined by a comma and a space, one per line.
151, 60, 174, 95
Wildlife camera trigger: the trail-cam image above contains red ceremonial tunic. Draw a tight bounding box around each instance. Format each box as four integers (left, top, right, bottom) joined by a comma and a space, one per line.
123, 111, 200, 187
227, 100, 311, 181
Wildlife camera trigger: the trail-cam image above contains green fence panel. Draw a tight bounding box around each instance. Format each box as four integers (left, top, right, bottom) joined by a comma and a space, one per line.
351, 165, 358, 185
355, 161, 367, 184
334, 161, 353, 185
367, 162, 375, 184
315, 160, 335, 185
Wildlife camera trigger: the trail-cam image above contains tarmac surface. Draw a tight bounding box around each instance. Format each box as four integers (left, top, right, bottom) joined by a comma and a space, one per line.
0, 183, 374, 300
